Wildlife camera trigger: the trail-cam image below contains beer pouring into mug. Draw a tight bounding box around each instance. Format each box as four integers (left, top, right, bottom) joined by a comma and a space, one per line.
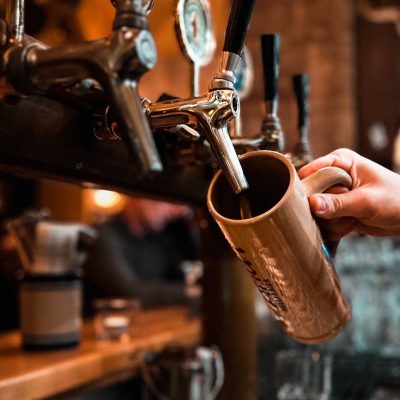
144, 0, 255, 215
192, 24, 352, 342
0, 0, 354, 345
147, 0, 353, 342
205, 33, 353, 342
207, 151, 353, 344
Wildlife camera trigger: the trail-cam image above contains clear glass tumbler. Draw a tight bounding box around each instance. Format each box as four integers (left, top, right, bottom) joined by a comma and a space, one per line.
93, 298, 140, 343
275, 349, 332, 400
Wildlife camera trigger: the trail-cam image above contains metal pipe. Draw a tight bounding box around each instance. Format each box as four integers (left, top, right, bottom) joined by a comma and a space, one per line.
190, 62, 200, 98
2, 4, 162, 175
6, 0, 24, 44
0, 95, 209, 205
108, 79, 162, 173
146, 90, 248, 194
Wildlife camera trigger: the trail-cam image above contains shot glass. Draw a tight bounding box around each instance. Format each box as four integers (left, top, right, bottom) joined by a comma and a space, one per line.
93, 298, 140, 343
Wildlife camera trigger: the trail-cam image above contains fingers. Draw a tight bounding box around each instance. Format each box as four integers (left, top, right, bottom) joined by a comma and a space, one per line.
317, 217, 357, 242
324, 185, 350, 195
309, 190, 365, 219
309, 193, 343, 218
298, 148, 356, 179
352, 221, 396, 237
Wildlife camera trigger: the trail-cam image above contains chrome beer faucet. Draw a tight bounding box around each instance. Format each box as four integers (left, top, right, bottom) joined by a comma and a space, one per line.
230, 37, 314, 169
144, 72, 245, 193
1, 0, 162, 175
144, 0, 256, 195
5, 0, 25, 45
230, 34, 286, 154
259, 34, 285, 152
229, 46, 254, 139
291, 74, 313, 169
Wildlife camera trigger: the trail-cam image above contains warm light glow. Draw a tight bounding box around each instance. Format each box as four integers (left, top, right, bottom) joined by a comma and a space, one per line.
93, 190, 123, 209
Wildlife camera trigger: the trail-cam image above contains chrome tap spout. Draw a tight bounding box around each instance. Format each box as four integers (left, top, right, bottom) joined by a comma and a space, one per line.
5, 0, 24, 45
146, 87, 248, 194
1, 0, 162, 175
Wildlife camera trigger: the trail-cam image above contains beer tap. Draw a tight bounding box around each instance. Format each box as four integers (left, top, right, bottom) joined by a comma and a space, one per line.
230, 33, 285, 153
229, 46, 254, 139
5, 0, 24, 45
112, 0, 156, 14
1, 0, 162, 175
291, 73, 313, 169
144, 0, 257, 195
259, 33, 285, 152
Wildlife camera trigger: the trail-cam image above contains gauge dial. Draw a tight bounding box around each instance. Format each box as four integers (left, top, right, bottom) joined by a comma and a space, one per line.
175, 0, 216, 66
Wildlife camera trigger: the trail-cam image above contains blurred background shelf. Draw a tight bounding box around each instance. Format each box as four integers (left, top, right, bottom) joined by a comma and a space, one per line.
0, 307, 201, 400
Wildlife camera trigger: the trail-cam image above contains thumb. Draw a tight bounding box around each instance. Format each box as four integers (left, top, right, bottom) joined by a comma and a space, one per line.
309, 193, 347, 219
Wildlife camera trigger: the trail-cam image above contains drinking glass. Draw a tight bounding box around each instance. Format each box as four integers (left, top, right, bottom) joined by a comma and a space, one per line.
93, 298, 140, 342
275, 349, 332, 400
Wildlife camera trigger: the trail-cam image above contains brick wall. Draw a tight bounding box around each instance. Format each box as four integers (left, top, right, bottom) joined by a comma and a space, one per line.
242, 0, 357, 157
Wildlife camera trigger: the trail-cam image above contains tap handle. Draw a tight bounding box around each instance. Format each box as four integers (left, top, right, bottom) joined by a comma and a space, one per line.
111, 0, 156, 14
261, 34, 280, 103
293, 73, 309, 136
223, 0, 257, 56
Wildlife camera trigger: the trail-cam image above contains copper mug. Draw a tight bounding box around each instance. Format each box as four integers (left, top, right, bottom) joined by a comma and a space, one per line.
207, 150, 352, 344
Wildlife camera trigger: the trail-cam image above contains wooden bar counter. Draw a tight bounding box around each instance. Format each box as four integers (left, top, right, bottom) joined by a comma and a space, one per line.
0, 307, 202, 400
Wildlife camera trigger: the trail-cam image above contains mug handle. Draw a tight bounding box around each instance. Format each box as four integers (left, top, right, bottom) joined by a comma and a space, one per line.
301, 166, 352, 197
301, 166, 352, 256
141, 354, 170, 400
209, 346, 225, 400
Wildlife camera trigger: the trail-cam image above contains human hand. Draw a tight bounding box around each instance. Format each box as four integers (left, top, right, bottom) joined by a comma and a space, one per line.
298, 148, 400, 240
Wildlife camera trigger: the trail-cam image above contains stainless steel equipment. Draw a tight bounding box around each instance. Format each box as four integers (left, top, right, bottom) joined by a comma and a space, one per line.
230, 34, 286, 153
0, 0, 258, 199
3, 0, 161, 175
229, 45, 254, 139
6, 212, 96, 349
291, 74, 313, 170
142, 346, 224, 400
143, 0, 258, 195
175, 0, 216, 97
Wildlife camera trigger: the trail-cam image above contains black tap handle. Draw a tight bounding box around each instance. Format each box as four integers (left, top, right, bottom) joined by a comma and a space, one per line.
293, 74, 309, 134
223, 0, 257, 56
261, 34, 280, 102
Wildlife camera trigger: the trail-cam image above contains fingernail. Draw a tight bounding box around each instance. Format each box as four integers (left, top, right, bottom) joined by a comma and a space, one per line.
314, 195, 327, 214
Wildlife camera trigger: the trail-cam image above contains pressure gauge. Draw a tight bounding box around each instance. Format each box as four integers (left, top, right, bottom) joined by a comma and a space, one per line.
175, 0, 216, 67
